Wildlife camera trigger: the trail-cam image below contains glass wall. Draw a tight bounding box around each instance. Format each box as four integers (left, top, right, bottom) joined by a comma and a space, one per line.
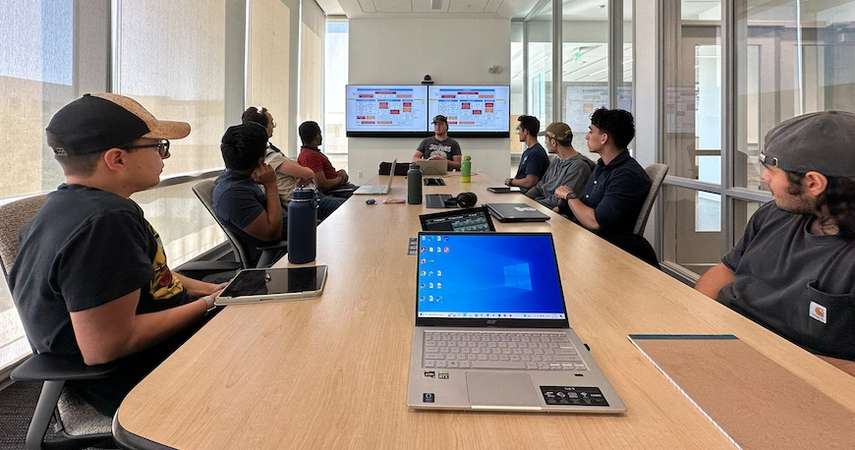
115, 0, 227, 176
735, 0, 855, 192
324, 19, 348, 156
620, 0, 634, 113
662, 185, 723, 276
527, 2, 553, 126
510, 20, 525, 159
562, 0, 609, 158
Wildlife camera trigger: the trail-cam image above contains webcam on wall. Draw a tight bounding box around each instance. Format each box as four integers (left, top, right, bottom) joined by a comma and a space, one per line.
421, 74, 434, 85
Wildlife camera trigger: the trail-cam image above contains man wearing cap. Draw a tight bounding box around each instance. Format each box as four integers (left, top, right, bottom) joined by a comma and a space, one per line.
413, 115, 462, 170
9, 93, 224, 415
696, 111, 855, 364
505, 115, 550, 191
525, 122, 595, 209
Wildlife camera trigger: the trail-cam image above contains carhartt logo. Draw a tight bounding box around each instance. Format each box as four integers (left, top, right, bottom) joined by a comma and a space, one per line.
809, 301, 827, 324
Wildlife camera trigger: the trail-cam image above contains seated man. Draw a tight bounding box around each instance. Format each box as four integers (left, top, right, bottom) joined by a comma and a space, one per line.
525, 122, 594, 209
554, 108, 650, 237
9, 93, 223, 416
413, 115, 462, 170
213, 123, 287, 267
297, 121, 356, 196
696, 111, 855, 365
505, 115, 550, 191
242, 107, 344, 221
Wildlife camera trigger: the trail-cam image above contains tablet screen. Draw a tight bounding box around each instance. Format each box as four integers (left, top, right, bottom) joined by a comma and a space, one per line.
221, 267, 327, 298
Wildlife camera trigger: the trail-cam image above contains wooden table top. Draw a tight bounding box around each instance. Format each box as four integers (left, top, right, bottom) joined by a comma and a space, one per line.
116, 173, 855, 449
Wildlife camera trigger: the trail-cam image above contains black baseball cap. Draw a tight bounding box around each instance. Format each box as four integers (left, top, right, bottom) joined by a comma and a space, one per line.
46, 93, 191, 156
432, 115, 448, 125
761, 111, 855, 177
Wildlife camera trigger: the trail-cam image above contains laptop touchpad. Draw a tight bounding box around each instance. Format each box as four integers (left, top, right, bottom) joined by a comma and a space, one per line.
466, 372, 540, 407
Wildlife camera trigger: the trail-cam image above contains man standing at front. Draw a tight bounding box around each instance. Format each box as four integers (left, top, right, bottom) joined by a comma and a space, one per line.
413, 115, 462, 170
696, 111, 855, 365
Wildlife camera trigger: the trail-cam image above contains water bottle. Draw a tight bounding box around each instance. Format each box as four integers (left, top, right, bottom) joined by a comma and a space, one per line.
407, 164, 423, 205
461, 155, 472, 183
287, 188, 317, 264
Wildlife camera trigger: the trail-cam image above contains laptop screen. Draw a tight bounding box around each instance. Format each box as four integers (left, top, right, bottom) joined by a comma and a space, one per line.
420, 207, 494, 232
416, 233, 566, 320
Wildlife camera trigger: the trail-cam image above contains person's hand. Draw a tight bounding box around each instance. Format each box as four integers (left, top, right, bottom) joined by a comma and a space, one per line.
554, 185, 572, 200
337, 169, 349, 183
504, 178, 513, 187
252, 163, 277, 187
188, 281, 227, 298
296, 177, 312, 187
428, 154, 445, 160
553, 206, 560, 213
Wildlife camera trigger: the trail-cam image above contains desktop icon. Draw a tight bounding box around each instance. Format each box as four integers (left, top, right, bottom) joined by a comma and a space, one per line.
436, 270, 442, 277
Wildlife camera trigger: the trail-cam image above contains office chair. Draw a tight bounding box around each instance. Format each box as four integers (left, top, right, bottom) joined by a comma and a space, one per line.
192, 179, 287, 268
379, 161, 411, 176
633, 163, 669, 236
0, 194, 116, 450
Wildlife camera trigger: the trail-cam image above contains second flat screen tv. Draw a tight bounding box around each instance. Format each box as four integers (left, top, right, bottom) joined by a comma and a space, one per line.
346, 85, 429, 137
428, 85, 510, 137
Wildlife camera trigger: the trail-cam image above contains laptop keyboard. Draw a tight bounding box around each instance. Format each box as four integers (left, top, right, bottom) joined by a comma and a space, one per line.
422, 331, 588, 371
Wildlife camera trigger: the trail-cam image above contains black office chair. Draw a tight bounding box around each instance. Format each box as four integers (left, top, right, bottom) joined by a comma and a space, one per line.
0, 194, 116, 450
192, 179, 287, 268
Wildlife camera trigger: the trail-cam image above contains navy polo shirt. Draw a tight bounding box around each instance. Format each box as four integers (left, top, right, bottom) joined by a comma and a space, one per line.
572, 150, 651, 235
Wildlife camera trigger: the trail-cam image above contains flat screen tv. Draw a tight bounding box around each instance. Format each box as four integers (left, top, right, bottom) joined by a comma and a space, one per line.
345, 85, 429, 137
428, 85, 510, 137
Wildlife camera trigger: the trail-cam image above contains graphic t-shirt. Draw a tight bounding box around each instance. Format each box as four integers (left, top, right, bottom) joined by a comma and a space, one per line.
416, 136, 462, 161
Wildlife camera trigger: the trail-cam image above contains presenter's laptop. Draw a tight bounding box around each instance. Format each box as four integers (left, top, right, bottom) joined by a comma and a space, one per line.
407, 232, 625, 413
419, 207, 495, 232
414, 159, 448, 175
486, 203, 550, 222
353, 160, 397, 195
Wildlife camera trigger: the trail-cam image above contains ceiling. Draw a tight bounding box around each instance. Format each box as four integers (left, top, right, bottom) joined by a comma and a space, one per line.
329, 0, 543, 19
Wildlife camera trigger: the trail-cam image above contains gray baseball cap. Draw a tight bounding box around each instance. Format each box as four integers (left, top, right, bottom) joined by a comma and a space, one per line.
761, 111, 855, 177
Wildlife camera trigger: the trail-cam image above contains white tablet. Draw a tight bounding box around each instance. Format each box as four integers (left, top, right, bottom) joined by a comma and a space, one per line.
214, 266, 328, 306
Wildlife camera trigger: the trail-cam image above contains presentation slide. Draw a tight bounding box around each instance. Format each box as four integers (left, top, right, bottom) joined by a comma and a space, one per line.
346, 85, 428, 135
428, 85, 510, 134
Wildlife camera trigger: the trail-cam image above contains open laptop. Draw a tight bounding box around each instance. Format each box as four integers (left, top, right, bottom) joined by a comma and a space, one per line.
413, 159, 448, 176
353, 160, 397, 195
486, 203, 550, 222
419, 207, 495, 232
407, 232, 625, 413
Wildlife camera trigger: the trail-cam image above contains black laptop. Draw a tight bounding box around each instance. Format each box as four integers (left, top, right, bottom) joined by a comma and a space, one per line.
485, 203, 550, 223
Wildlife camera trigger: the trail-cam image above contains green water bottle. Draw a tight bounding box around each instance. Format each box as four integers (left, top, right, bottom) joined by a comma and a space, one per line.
461, 155, 472, 183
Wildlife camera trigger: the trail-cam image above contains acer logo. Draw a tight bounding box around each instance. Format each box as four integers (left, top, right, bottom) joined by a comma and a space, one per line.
486, 319, 497, 325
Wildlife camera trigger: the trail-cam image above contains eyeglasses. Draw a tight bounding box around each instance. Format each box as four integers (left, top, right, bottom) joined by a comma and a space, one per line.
123, 140, 171, 159
758, 152, 777, 167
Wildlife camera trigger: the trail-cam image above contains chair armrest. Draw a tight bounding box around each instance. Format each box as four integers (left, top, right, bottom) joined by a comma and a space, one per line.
11, 354, 119, 382
174, 260, 241, 273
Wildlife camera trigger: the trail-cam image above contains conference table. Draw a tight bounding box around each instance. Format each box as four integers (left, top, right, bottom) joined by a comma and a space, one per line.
114, 173, 855, 449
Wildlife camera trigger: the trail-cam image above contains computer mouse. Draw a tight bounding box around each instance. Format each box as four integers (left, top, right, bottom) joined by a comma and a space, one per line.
365, 199, 376, 205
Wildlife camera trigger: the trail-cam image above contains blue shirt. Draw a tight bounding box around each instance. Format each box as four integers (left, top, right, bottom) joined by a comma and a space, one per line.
570, 151, 651, 235
212, 170, 286, 265
514, 142, 550, 181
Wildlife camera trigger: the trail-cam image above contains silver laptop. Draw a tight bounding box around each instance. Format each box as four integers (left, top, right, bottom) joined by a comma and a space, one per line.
413, 159, 448, 175
407, 232, 626, 413
353, 160, 397, 195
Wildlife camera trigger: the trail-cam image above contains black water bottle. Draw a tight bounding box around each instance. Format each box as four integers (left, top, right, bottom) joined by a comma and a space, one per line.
287, 188, 317, 264
407, 164, 422, 205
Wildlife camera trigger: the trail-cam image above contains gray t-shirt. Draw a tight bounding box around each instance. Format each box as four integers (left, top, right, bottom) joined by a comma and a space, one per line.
525, 153, 595, 208
718, 202, 855, 359
416, 136, 461, 161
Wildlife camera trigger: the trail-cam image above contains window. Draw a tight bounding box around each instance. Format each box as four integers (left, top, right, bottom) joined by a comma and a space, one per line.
114, 0, 227, 176
527, 2, 553, 126
299, 0, 325, 130
662, 185, 723, 276
324, 19, 348, 156
735, 0, 855, 192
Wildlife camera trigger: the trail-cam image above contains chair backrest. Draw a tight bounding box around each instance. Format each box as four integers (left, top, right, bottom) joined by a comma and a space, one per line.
0, 194, 49, 281
633, 163, 669, 236
379, 161, 411, 176
192, 180, 253, 269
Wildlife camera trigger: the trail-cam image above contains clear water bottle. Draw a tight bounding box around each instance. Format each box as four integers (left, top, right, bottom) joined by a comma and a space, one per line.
287, 188, 317, 264
461, 155, 472, 183
407, 164, 423, 205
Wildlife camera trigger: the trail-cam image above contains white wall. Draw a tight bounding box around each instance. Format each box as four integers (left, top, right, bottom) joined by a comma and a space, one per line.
347, 17, 511, 184
634, 0, 659, 245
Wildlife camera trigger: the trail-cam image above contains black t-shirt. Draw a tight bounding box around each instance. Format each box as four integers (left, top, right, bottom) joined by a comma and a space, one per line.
212, 171, 287, 266
719, 203, 855, 359
514, 143, 550, 181
9, 184, 191, 414
561, 150, 651, 235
